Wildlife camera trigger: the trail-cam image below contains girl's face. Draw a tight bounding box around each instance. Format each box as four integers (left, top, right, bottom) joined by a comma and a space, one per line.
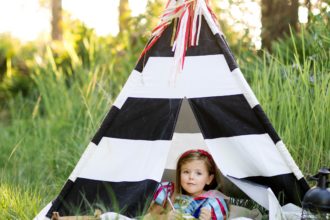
180, 159, 214, 197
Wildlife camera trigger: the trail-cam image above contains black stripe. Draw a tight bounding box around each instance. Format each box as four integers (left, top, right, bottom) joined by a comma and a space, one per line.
214, 34, 238, 71
46, 178, 158, 218
189, 95, 266, 139
135, 16, 228, 72
252, 105, 281, 143
99, 98, 181, 140
47, 180, 75, 217
92, 106, 120, 145
244, 174, 309, 206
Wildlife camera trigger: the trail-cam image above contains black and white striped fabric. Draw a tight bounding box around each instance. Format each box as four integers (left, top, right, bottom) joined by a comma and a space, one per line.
36, 2, 309, 219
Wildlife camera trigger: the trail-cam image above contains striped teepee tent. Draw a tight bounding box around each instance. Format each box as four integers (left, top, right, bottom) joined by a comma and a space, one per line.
36, 0, 309, 219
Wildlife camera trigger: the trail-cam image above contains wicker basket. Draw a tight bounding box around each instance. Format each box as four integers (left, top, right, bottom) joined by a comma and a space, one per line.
51, 209, 102, 220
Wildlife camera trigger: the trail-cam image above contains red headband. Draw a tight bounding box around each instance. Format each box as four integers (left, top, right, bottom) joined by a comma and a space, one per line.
179, 149, 216, 169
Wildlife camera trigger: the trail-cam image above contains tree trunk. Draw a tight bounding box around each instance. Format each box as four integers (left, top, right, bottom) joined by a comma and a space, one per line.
119, 0, 131, 33
261, 0, 299, 50
51, 0, 62, 41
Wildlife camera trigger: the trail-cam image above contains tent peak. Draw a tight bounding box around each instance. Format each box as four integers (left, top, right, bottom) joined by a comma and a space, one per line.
139, 0, 222, 78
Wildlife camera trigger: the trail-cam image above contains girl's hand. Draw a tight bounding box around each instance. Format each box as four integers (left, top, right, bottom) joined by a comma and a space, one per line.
199, 207, 212, 220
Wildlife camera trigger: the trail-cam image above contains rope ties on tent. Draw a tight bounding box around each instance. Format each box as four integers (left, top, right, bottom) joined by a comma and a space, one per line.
139, 0, 219, 81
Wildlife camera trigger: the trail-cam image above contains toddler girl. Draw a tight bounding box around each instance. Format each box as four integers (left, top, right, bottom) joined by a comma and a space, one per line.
147, 149, 229, 220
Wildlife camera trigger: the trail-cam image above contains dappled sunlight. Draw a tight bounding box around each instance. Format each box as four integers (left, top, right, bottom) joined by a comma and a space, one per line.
217, 0, 262, 49
0, 0, 50, 42
0, 0, 148, 41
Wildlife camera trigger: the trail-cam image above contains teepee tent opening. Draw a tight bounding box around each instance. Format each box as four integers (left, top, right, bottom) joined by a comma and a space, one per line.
35, 0, 309, 219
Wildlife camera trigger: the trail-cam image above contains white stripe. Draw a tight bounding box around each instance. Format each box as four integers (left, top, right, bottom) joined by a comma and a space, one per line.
69, 142, 97, 181
113, 55, 245, 109
232, 68, 259, 108
165, 133, 208, 169
113, 69, 143, 110
276, 141, 303, 179
77, 137, 171, 182
206, 134, 292, 178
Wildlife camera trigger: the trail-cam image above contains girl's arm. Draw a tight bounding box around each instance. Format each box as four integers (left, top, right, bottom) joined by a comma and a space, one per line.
145, 182, 177, 219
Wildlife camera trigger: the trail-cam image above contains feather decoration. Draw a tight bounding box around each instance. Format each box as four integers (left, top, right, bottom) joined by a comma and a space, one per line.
139, 0, 220, 77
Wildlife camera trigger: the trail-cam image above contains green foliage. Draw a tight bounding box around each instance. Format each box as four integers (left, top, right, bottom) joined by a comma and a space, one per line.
0, 35, 36, 102
0, 18, 134, 219
271, 9, 330, 66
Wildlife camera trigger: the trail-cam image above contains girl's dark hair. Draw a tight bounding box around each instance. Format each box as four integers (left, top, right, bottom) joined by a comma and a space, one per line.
175, 149, 221, 194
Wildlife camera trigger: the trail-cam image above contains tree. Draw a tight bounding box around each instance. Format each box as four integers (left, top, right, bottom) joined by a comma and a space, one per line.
261, 0, 299, 50
119, 0, 132, 34
51, 0, 63, 41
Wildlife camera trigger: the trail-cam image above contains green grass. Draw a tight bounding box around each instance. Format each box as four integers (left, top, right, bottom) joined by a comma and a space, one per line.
0, 29, 329, 219
244, 52, 330, 173
0, 41, 127, 218
0, 184, 42, 219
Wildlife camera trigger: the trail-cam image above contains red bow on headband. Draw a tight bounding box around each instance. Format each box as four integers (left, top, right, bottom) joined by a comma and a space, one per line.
179, 149, 215, 165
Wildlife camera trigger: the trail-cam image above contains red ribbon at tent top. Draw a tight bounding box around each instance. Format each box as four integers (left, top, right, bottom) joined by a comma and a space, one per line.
139, 0, 220, 75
